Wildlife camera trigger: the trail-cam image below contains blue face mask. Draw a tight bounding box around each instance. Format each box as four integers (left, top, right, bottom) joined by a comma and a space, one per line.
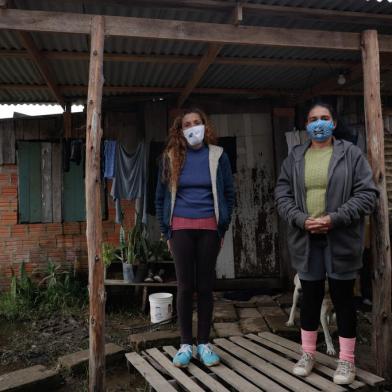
306, 119, 334, 142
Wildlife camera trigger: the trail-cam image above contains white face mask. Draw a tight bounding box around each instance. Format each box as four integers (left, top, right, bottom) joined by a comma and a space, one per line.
182, 124, 205, 146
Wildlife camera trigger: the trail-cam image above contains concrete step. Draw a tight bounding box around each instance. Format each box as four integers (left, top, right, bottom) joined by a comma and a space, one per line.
58, 343, 124, 374
0, 365, 61, 392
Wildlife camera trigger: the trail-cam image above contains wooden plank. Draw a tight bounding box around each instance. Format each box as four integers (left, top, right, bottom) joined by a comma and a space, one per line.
51, 143, 62, 223
212, 345, 289, 392
231, 336, 343, 392
125, 352, 177, 392
104, 279, 177, 287
245, 334, 347, 392
20, 142, 42, 223
17, 31, 65, 107
203, 360, 262, 392
251, 334, 364, 390
41, 142, 52, 223
17, 141, 31, 223
0, 49, 360, 68
146, 348, 205, 392
177, 43, 222, 107
1, 9, 392, 52
259, 332, 385, 386
23, 0, 392, 27
214, 338, 318, 392
163, 346, 230, 392
362, 29, 392, 383
86, 15, 105, 392
63, 160, 85, 221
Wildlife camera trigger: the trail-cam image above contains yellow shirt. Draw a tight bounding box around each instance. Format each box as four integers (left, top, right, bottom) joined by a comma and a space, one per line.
304, 146, 333, 218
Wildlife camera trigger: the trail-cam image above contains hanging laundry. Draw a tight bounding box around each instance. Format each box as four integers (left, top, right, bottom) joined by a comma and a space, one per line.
110, 142, 147, 224
103, 140, 116, 179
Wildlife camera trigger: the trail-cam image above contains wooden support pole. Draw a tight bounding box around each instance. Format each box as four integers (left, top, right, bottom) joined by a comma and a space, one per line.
86, 15, 105, 392
361, 29, 392, 381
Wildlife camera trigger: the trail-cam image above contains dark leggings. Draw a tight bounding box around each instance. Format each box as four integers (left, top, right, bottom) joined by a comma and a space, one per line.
170, 229, 221, 345
300, 278, 356, 338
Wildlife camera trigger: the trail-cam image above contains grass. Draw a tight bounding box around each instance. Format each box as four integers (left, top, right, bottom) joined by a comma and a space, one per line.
0, 261, 88, 321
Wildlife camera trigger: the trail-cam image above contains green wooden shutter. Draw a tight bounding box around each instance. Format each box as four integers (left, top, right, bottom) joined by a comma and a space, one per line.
63, 160, 86, 222
18, 141, 42, 223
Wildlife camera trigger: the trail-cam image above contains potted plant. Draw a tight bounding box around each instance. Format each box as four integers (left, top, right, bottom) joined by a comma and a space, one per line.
102, 242, 116, 280
132, 215, 150, 283
149, 236, 172, 262
119, 225, 136, 283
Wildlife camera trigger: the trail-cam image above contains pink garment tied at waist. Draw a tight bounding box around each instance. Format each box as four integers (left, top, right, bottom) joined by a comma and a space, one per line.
172, 216, 217, 231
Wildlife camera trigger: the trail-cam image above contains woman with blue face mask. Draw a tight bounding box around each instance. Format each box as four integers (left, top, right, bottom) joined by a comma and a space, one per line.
155, 108, 234, 369
275, 102, 378, 384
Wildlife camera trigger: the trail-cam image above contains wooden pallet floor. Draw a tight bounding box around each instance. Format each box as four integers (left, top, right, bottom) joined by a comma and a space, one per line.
125, 331, 385, 391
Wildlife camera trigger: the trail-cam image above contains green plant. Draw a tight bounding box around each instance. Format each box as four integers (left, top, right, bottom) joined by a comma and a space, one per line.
37, 261, 87, 313
0, 261, 87, 321
149, 238, 172, 261
102, 242, 116, 268
118, 214, 150, 265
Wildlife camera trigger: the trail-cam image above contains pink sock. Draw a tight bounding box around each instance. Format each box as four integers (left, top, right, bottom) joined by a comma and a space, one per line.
301, 329, 317, 356
339, 337, 356, 364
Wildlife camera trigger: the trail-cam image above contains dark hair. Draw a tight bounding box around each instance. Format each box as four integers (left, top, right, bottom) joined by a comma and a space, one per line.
306, 101, 337, 121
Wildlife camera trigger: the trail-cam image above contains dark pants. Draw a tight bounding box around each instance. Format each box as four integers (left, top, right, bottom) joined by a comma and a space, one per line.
300, 278, 356, 338
299, 236, 357, 338
170, 230, 221, 344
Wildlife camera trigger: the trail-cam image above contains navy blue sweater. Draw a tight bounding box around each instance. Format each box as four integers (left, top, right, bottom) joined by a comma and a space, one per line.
155, 147, 235, 239
173, 146, 214, 218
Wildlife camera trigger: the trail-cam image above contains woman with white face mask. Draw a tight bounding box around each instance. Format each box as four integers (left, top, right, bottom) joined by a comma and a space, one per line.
275, 102, 378, 385
155, 108, 234, 368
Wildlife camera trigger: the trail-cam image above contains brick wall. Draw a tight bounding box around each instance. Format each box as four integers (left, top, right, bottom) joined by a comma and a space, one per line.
0, 165, 135, 291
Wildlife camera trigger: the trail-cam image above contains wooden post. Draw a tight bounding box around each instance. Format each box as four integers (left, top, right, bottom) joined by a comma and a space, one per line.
86, 15, 105, 392
361, 29, 392, 381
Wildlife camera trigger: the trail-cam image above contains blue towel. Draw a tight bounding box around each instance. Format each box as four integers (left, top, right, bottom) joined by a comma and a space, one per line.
104, 140, 116, 178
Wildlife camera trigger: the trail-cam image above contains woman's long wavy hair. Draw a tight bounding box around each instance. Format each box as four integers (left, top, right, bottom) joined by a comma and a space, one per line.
162, 108, 217, 187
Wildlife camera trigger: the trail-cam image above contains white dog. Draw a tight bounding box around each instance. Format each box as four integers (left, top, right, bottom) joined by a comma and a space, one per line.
286, 274, 336, 355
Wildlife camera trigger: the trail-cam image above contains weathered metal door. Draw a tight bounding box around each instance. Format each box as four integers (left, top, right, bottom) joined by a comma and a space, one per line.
211, 113, 279, 278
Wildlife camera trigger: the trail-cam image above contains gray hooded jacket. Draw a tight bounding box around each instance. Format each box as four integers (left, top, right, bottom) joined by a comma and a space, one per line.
275, 139, 378, 273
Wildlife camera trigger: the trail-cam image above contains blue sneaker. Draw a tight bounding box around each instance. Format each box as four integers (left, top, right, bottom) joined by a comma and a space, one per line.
197, 343, 220, 367
172, 344, 193, 368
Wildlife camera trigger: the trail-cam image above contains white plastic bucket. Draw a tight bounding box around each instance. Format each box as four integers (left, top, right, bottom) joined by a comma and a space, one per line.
149, 292, 173, 324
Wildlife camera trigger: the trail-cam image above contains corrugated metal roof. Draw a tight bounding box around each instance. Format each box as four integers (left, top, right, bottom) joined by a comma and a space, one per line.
0, 0, 391, 103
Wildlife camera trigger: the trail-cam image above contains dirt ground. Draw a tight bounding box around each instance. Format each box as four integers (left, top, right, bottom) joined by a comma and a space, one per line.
0, 294, 388, 391
0, 308, 151, 391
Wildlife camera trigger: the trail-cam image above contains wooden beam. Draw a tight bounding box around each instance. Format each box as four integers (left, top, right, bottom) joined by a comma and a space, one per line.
361, 29, 392, 382
86, 15, 105, 392
16, 31, 65, 107
243, 3, 392, 27
0, 83, 299, 96
2, 9, 392, 52
4, 83, 392, 98
177, 43, 222, 107
0, 49, 360, 69
11, 0, 392, 26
